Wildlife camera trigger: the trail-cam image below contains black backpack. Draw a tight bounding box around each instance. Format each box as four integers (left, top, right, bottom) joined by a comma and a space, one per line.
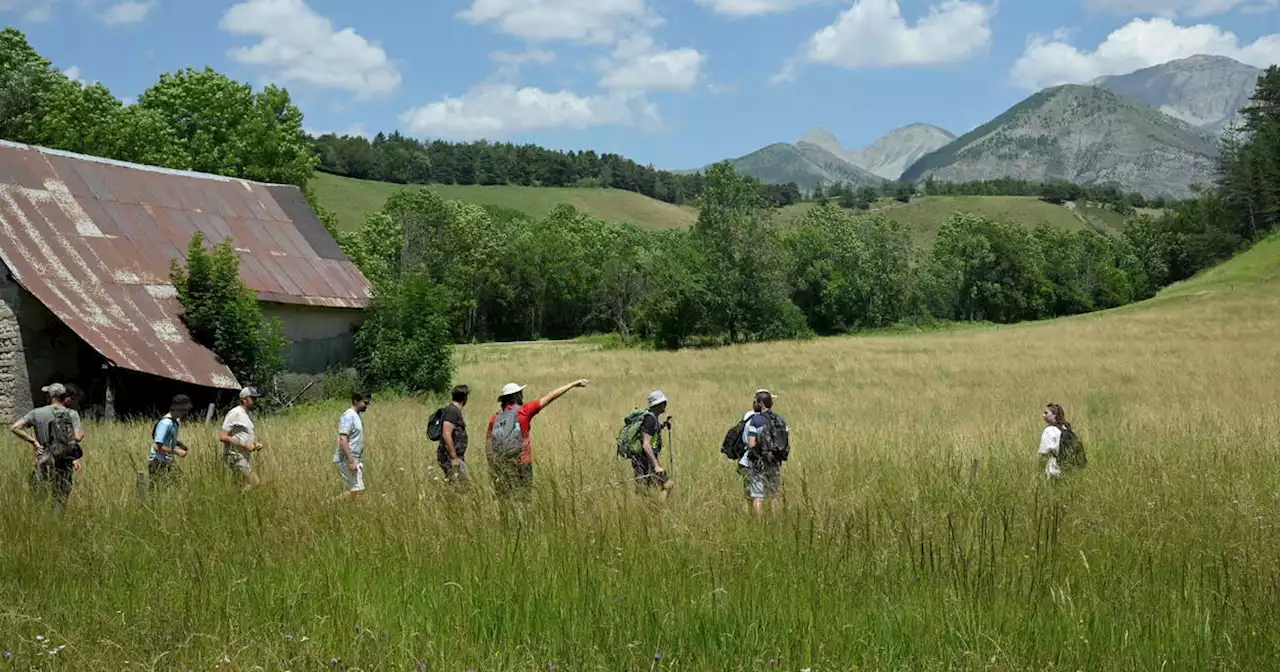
47, 407, 81, 461
1058, 424, 1087, 469
426, 407, 446, 442
757, 411, 791, 464
721, 420, 747, 461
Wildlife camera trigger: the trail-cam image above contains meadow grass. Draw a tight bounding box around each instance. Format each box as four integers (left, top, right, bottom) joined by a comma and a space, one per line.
1, 241, 1279, 670
309, 172, 697, 232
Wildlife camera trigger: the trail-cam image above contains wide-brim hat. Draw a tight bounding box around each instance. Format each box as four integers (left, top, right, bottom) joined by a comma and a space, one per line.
499, 382, 526, 398
41, 383, 67, 397
648, 390, 668, 408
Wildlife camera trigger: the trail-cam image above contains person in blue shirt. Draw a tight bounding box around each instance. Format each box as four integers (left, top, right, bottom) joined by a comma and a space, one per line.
148, 395, 192, 489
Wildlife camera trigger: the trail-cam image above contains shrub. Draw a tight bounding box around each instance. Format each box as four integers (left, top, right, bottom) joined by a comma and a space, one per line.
170, 233, 286, 388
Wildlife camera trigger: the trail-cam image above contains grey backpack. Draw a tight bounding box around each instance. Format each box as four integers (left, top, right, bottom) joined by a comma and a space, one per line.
489, 408, 523, 459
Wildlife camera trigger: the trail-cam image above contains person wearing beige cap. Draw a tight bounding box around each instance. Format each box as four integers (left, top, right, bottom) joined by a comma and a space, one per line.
10, 382, 85, 516
219, 386, 264, 493
486, 378, 589, 499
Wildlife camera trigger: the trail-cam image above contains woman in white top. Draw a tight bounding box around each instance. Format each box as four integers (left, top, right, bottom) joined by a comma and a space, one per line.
1038, 403, 1068, 478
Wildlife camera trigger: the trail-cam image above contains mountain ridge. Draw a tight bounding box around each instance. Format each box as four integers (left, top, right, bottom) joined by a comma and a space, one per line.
900, 84, 1220, 198
1091, 54, 1262, 133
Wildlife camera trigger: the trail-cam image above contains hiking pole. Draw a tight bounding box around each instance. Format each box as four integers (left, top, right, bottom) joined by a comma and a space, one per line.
666, 418, 674, 477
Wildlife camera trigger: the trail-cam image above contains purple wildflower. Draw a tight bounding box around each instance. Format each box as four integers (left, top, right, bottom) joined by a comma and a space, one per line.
2, 651, 11, 661
330, 657, 341, 665
769, 658, 777, 665
653, 649, 662, 661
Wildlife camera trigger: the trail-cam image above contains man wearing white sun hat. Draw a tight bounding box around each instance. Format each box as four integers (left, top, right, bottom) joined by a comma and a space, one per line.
486, 378, 589, 499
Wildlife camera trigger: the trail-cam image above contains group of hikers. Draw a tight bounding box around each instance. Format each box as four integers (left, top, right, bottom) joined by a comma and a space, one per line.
8, 378, 1085, 518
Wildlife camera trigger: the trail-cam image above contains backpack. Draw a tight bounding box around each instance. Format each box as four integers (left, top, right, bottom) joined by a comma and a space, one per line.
1058, 424, 1087, 469
721, 419, 748, 461
47, 407, 80, 461
489, 408, 523, 459
616, 409, 647, 458
616, 409, 661, 459
426, 407, 446, 443
756, 411, 791, 464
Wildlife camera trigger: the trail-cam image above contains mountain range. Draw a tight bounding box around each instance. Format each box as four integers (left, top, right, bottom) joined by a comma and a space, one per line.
713, 54, 1266, 199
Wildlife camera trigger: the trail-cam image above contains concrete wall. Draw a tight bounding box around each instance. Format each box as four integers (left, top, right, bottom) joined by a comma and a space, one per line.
260, 303, 364, 375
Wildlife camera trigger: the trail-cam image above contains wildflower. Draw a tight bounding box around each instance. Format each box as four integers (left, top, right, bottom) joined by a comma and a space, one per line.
34, 636, 44, 643
413, 662, 427, 671
769, 659, 777, 665
653, 649, 662, 662
301, 636, 311, 643
3, 651, 11, 661
330, 657, 341, 665
285, 634, 294, 641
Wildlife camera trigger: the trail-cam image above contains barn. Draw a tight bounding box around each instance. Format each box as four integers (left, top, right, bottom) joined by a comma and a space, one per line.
0, 140, 371, 420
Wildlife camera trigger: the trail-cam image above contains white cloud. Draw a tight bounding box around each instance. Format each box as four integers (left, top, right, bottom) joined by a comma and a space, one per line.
1083, 0, 1261, 17
0, 0, 57, 22
491, 49, 557, 66
459, 0, 659, 44
399, 85, 659, 140
220, 0, 401, 99
63, 66, 85, 83
100, 0, 154, 24
801, 0, 994, 70
695, 0, 815, 17
598, 35, 704, 91
1011, 18, 1280, 89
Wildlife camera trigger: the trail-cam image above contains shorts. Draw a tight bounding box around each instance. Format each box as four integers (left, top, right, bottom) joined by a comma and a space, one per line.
223, 452, 252, 476
741, 463, 782, 500
336, 461, 366, 492
489, 455, 533, 498
630, 455, 671, 489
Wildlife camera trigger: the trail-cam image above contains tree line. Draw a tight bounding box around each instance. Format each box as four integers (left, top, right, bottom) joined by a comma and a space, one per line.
342, 162, 1176, 391
310, 132, 804, 208
811, 175, 1173, 213
0, 29, 316, 189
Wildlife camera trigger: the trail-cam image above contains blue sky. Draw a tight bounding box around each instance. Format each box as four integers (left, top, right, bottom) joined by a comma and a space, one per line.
5, 0, 1279, 170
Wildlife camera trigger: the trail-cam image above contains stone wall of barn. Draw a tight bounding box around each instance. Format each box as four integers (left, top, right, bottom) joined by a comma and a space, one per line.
0, 271, 103, 422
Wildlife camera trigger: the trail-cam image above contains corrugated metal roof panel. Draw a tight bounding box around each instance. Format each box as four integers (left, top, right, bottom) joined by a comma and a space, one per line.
0, 142, 372, 388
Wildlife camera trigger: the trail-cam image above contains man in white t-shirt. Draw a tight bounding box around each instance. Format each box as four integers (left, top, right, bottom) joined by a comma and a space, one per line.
219, 387, 264, 493
334, 390, 370, 500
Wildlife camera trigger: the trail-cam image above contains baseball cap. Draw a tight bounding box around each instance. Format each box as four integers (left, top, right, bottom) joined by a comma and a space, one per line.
41, 383, 66, 397
239, 386, 262, 399
499, 382, 526, 398
647, 390, 668, 408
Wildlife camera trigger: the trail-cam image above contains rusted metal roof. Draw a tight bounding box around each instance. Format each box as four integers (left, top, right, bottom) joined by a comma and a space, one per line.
0, 141, 373, 389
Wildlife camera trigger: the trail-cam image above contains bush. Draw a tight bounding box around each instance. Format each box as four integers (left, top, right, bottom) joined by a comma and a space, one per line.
354, 270, 455, 394
170, 233, 286, 388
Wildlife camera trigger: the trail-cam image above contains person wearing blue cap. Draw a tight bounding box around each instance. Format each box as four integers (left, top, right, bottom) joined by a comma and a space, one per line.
219, 386, 264, 493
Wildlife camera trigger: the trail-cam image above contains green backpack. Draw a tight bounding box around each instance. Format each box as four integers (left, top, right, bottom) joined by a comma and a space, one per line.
616, 409, 659, 459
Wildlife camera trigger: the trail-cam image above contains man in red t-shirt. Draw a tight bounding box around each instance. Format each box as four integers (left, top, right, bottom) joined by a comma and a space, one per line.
486, 378, 589, 498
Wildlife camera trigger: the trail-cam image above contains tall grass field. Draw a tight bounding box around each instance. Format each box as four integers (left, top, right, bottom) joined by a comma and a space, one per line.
2, 238, 1279, 670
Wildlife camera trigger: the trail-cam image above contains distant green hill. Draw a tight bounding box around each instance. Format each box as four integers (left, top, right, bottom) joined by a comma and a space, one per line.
719, 142, 882, 192
310, 171, 698, 231
778, 196, 1128, 245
